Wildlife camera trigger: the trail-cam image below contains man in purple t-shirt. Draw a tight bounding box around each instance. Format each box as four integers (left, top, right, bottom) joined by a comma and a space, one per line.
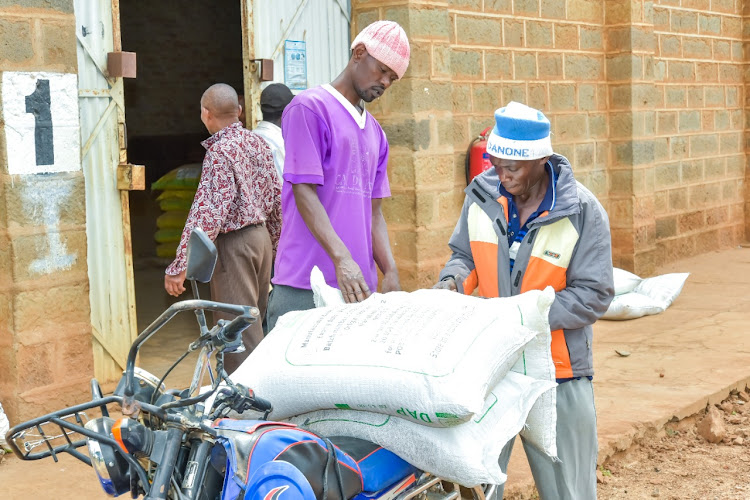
266, 20, 410, 330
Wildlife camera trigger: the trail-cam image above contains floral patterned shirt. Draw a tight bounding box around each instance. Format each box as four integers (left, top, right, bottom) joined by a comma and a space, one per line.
166, 122, 282, 275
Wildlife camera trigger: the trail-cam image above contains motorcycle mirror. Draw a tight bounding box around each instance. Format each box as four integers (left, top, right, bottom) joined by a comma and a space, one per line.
185, 228, 217, 283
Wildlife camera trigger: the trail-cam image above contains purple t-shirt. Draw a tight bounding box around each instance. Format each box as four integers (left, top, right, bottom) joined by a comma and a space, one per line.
273, 85, 391, 291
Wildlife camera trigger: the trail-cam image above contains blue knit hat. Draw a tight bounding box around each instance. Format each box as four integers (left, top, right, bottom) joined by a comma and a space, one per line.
486, 101, 553, 160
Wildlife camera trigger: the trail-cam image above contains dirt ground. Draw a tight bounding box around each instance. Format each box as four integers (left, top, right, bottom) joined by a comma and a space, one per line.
500, 389, 750, 500
3, 389, 749, 499
595, 388, 750, 500
504, 388, 750, 500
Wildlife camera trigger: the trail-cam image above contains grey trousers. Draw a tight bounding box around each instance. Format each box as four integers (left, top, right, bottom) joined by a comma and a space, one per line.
265, 284, 316, 332
491, 377, 598, 500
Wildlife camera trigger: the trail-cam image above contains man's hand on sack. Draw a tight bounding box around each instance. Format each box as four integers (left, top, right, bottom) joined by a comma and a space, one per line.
165, 270, 187, 297
335, 255, 371, 303
432, 277, 457, 292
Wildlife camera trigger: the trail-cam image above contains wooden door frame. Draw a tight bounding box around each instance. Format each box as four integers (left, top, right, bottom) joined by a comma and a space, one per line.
241, 0, 261, 129
112, 0, 138, 376
101, 0, 254, 381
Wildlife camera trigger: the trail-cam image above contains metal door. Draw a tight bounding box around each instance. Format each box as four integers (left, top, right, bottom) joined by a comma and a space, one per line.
254, 0, 350, 87
74, 0, 136, 387
243, 0, 351, 126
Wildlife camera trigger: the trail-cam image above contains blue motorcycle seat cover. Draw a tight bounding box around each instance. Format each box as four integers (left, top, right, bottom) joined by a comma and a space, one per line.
214, 420, 363, 499
328, 436, 417, 493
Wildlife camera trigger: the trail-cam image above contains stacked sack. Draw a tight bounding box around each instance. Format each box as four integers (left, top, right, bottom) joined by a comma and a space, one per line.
150, 163, 202, 259
223, 272, 558, 487
601, 268, 689, 320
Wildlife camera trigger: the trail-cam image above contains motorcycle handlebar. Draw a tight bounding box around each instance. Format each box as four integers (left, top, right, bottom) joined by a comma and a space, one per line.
251, 394, 272, 413
122, 300, 258, 399
221, 306, 259, 342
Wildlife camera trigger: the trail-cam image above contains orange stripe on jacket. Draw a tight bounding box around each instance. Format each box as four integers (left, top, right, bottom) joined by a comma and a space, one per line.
465, 196, 577, 378
468, 240, 499, 298
550, 330, 574, 379
462, 269, 479, 295
520, 242, 577, 379
521, 256, 567, 295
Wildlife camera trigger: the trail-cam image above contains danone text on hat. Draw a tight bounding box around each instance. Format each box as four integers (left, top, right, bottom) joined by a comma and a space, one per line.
486, 102, 553, 161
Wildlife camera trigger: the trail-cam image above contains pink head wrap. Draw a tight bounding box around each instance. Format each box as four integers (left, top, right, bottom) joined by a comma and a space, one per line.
350, 20, 410, 79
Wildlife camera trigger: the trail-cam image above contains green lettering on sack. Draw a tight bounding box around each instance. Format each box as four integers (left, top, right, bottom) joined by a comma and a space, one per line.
396, 407, 422, 421
434, 412, 459, 419
335, 404, 351, 409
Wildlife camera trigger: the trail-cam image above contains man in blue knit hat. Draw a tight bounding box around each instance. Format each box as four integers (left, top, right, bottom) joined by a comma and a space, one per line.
435, 101, 615, 499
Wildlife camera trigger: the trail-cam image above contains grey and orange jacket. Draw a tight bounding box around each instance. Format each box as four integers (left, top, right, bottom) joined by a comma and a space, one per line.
439, 154, 614, 379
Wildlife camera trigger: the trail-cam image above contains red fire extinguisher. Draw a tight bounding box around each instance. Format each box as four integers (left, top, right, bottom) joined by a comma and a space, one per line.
465, 126, 494, 185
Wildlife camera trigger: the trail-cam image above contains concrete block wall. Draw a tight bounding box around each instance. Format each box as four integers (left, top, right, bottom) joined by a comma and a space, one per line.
0, 1, 93, 423
652, 0, 746, 264
354, 0, 614, 289
604, 0, 659, 273
352, 0, 749, 288
354, 2, 459, 289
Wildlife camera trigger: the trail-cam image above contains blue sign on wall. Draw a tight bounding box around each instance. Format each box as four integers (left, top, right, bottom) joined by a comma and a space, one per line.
284, 40, 307, 91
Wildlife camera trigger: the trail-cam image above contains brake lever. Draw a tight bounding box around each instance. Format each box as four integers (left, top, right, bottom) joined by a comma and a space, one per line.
189, 320, 229, 353
208, 385, 252, 418
208, 376, 271, 419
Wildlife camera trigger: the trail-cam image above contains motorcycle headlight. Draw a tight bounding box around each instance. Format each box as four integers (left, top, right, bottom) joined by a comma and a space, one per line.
114, 367, 166, 404
85, 417, 131, 496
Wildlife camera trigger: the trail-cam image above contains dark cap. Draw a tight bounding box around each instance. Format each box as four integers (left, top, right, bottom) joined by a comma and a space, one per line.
260, 83, 294, 115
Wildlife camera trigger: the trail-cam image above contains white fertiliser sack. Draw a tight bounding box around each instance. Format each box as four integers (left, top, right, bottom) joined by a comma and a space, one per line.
602, 272, 689, 320
310, 266, 344, 307
288, 372, 555, 487
511, 328, 557, 458
230, 287, 555, 427
311, 271, 559, 457
612, 267, 642, 296
0, 401, 9, 449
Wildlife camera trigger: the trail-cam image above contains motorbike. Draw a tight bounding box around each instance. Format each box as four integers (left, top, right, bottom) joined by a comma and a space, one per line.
5, 228, 496, 500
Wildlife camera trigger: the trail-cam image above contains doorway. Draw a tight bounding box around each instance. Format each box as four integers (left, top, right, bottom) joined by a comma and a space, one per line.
119, 0, 245, 381
116, 0, 352, 381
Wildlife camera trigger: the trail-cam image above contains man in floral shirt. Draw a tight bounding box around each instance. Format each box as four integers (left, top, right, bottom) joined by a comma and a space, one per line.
165, 83, 281, 373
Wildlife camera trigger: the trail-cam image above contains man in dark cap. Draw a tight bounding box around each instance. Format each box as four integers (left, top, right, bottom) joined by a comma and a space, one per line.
253, 83, 294, 179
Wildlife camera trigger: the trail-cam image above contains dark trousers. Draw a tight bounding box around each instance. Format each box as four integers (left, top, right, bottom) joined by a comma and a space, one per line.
210, 223, 272, 374
265, 284, 316, 332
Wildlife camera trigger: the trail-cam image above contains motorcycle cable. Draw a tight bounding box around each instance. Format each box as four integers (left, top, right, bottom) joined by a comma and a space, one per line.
148, 348, 192, 428
160, 367, 224, 411
214, 357, 272, 420
170, 475, 190, 500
